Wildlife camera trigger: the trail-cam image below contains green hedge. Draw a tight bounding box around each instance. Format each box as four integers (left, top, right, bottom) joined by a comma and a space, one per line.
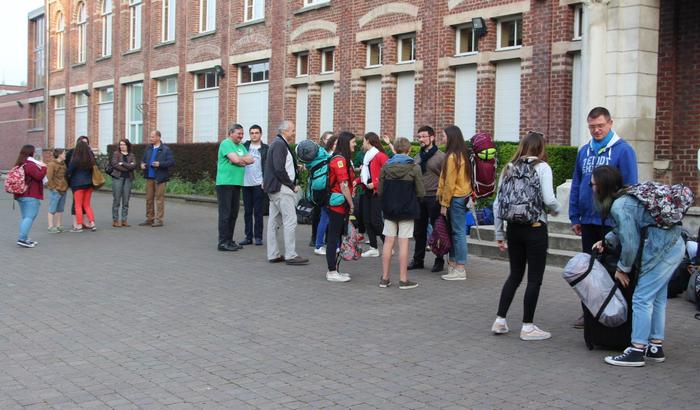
107, 140, 578, 200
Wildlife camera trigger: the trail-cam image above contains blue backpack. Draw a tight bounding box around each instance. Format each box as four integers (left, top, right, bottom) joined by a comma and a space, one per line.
304, 147, 331, 206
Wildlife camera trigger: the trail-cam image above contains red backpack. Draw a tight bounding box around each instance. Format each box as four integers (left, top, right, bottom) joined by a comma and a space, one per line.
4, 165, 27, 195
470, 132, 497, 198
428, 215, 452, 257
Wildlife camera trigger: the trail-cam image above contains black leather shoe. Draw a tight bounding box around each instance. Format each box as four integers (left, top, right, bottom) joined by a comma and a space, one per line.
218, 243, 238, 252
407, 260, 424, 270
228, 241, 243, 251
431, 259, 445, 273
239, 238, 253, 246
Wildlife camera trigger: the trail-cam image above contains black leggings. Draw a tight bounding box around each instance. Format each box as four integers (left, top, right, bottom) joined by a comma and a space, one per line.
362, 192, 384, 248
497, 223, 549, 323
326, 210, 346, 271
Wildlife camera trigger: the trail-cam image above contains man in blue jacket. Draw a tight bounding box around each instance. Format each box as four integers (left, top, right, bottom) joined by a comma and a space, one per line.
139, 130, 175, 227
569, 107, 638, 328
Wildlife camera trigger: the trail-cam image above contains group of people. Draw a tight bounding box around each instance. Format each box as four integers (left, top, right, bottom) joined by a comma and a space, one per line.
11, 105, 686, 367
11, 130, 175, 247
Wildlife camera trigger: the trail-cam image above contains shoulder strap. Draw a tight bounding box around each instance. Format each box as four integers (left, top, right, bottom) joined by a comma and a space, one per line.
594, 284, 620, 322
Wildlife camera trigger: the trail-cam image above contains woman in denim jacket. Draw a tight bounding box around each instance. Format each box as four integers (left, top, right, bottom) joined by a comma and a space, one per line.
591, 166, 685, 367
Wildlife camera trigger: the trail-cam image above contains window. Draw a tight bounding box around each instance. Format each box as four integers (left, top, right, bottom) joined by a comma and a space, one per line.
102, 0, 113, 57
56, 12, 64, 69
296, 53, 309, 77
573, 4, 583, 40
54, 95, 65, 109
200, 0, 216, 32
239, 61, 269, 84
305, 0, 330, 5
497, 16, 522, 50
75, 93, 88, 107
129, 0, 142, 50
397, 34, 416, 63
366, 40, 383, 67
158, 77, 178, 95
33, 16, 45, 88
456, 25, 477, 55
321, 48, 334, 73
30, 102, 45, 129
195, 71, 219, 90
162, 0, 176, 42
77, 2, 87, 63
126, 83, 144, 142
99, 87, 114, 103
244, 0, 264, 22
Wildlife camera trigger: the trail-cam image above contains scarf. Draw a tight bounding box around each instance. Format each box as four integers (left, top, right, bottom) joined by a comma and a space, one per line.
360, 146, 379, 185
419, 145, 438, 174
590, 130, 614, 155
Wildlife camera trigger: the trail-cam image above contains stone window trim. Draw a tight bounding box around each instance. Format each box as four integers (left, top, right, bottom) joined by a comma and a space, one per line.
122, 48, 142, 57
191, 30, 217, 40
285, 72, 339, 87
154, 40, 176, 49
96, 55, 112, 63
294, 1, 331, 16
351, 61, 422, 80
234, 18, 265, 30
496, 14, 523, 51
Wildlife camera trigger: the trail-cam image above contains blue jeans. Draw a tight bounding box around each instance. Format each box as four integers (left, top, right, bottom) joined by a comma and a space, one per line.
315, 207, 329, 249
112, 177, 132, 221
48, 190, 66, 214
17, 197, 40, 241
448, 196, 468, 265
631, 236, 685, 345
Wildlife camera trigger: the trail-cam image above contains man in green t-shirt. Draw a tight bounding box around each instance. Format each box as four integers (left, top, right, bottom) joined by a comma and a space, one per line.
216, 124, 254, 251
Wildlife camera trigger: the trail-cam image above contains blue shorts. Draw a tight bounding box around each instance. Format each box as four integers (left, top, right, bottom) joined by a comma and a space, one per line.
48, 189, 66, 214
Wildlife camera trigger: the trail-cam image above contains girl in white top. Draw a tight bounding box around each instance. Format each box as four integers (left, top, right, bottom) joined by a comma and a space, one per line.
491, 131, 561, 341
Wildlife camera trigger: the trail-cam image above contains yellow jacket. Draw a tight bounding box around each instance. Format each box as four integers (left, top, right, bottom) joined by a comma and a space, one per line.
437, 153, 472, 208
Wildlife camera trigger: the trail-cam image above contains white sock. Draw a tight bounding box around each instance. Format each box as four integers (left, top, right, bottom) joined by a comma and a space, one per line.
495, 317, 506, 325
522, 323, 534, 332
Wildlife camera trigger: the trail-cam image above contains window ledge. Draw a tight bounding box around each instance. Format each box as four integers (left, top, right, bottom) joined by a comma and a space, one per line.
495, 46, 523, 52
122, 49, 142, 56
294, 2, 331, 15
234, 18, 265, 29
154, 40, 175, 49
51, 69, 64, 74
27, 128, 45, 133
71, 62, 86, 69
96, 55, 112, 63
192, 30, 216, 40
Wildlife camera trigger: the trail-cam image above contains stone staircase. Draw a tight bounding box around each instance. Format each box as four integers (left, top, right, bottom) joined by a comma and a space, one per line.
467, 219, 581, 268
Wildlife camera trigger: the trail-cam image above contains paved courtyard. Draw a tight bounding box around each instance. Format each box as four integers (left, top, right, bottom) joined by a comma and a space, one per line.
0, 191, 698, 409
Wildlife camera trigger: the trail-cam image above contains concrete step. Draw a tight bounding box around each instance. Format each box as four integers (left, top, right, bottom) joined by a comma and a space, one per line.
469, 225, 582, 252
467, 238, 578, 269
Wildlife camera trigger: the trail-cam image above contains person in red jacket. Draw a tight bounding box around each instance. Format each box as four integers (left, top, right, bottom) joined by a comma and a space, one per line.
13, 145, 47, 248
359, 132, 389, 257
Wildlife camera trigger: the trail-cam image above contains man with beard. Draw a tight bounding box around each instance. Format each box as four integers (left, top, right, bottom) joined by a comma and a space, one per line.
408, 126, 446, 273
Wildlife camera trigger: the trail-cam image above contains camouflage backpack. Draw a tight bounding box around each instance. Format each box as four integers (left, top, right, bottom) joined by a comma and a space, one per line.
625, 182, 694, 228
496, 159, 544, 224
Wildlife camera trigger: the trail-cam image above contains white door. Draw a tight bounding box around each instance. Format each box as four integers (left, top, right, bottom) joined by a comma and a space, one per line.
75, 106, 88, 140
571, 52, 585, 147
295, 85, 308, 142
54, 109, 65, 148
98, 102, 113, 153
237, 82, 269, 142
319, 82, 334, 136
395, 73, 415, 139
157, 94, 178, 143
454, 65, 477, 139
494, 60, 521, 142
193, 89, 219, 142
365, 76, 381, 134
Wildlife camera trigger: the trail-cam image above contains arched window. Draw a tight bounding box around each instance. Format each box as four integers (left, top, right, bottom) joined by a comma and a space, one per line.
76, 2, 87, 63
56, 12, 64, 69
102, 0, 113, 57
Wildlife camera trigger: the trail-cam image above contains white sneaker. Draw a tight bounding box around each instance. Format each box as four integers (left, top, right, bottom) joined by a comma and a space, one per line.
326, 271, 351, 282
314, 246, 326, 255
441, 268, 466, 281
491, 319, 509, 334
520, 325, 552, 341
361, 247, 380, 258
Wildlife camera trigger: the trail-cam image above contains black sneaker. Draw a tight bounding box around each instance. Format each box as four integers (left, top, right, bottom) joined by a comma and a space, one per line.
407, 260, 424, 270
228, 241, 243, 251
239, 238, 253, 246
645, 343, 665, 363
604, 347, 645, 367
379, 277, 391, 288
399, 280, 419, 290
16, 239, 36, 248
431, 259, 445, 273
218, 243, 238, 252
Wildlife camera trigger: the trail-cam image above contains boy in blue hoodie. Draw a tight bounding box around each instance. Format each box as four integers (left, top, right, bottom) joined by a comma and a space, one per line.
569, 106, 638, 253
569, 107, 638, 328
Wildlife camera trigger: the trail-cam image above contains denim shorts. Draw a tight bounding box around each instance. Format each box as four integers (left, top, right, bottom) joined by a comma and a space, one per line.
48, 189, 66, 214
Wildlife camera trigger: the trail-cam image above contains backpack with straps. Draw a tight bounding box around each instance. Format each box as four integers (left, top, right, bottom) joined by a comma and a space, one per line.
469, 132, 497, 198
4, 165, 27, 195
496, 159, 544, 224
625, 182, 694, 228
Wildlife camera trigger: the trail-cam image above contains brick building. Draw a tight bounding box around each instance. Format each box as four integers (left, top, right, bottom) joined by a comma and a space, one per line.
5, 0, 692, 194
